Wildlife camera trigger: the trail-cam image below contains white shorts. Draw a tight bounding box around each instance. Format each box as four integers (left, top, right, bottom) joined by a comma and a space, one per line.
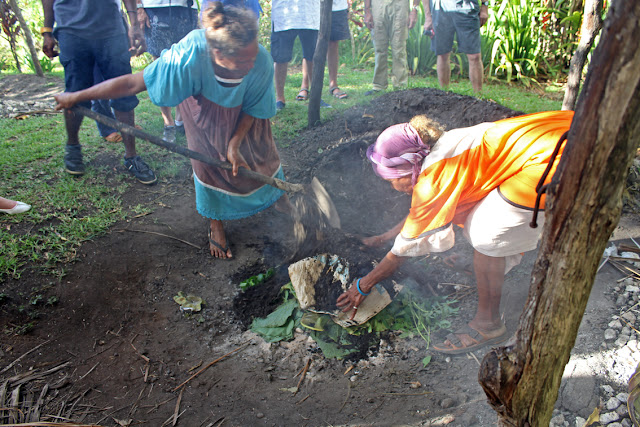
391, 188, 544, 263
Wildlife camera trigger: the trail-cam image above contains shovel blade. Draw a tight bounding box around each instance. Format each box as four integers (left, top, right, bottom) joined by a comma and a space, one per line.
309, 177, 341, 229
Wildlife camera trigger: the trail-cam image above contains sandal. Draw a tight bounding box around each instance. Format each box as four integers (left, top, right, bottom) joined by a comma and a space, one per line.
329, 86, 348, 99
432, 324, 508, 355
104, 132, 123, 143
296, 88, 309, 101
209, 227, 232, 259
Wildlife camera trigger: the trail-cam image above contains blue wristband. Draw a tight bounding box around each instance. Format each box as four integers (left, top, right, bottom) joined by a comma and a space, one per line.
356, 278, 370, 296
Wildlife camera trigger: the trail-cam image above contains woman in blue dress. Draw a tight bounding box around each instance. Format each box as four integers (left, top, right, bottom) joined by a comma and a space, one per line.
54, 2, 288, 259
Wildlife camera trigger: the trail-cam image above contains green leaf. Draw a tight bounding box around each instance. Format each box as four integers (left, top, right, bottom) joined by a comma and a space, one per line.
422, 356, 432, 367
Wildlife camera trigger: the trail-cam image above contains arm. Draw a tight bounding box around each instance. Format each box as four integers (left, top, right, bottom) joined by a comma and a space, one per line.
408, 0, 420, 29
227, 113, 255, 176
364, 0, 373, 29
361, 215, 407, 247
422, 0, 433, 34
336, 251, 408, 318
122, 0, 146, 56
40, 0, 57, 58
479, 2, 489, 27
53, 72, 147, 110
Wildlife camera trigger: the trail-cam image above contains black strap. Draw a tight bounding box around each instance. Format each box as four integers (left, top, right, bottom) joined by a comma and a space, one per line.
530, 131, 569, 228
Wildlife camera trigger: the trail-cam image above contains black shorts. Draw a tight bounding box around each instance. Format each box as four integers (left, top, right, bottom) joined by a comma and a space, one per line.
330, 9, 350, 41
270, 29, 318, 63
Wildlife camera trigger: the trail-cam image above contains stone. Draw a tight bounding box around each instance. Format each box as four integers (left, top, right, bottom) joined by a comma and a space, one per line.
621, 312, 637, 324
622, 419, 633, 427
606, 396, 622, 410
607, 423, 623, 427
440, 398, 455, 409
599, 412, 620, 424
622, 326, 633, 336
617, 295, 628, 306
625, 285, 640, 293
605, 329, 618, 340
609, 319, 623, 329
550, 414, 565, 426
574, 417, 586, 427
602, 385, 615, 395
617, 392, 630, 402
561, 375, 598, 417
615, 335, 630, 347
615, 404, 628, 417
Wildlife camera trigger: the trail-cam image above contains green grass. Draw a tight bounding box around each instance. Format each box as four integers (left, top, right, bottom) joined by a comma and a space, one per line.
0, 63, 562, 280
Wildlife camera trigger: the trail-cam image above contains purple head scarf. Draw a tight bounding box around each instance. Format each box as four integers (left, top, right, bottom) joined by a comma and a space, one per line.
366, 123, 431, 186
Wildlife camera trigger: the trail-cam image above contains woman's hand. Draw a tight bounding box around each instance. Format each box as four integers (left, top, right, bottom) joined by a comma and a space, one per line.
361, 234, 387, 248
53, 92, 79, 110
227, 145, 250, 176
336, 278, 369, 320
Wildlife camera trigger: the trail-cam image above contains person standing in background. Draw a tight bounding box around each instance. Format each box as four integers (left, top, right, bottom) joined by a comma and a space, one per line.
423, 0, 488, 92
41, 0, 157, 185
327, 0, 351, 100
364, 0, 419, 96
137, 0, 199, 142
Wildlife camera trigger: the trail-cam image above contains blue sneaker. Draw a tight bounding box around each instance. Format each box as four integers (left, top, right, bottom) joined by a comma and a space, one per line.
320, 99, 332, 108
276, 100, 286, 111
124, 155, 157, 185
64, 144, 85, 175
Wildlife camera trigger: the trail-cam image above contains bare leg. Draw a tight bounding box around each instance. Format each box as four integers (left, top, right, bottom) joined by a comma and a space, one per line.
470, 250, 506, 333
327, 40, 339, 89
436, 53, 451, 88
301, 58, 313, 90
160, 106, 175, 127
64, 108, 84, 145
467, 52, 483, 92
209, 219, 232, 259
114, 110, 137, 158
274, 62, 288, 103
0, 196, 17, 210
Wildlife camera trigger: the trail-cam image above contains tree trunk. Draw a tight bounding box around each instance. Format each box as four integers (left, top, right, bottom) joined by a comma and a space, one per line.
308, 0, 332, 128
479, 1, 640, 426
8, 0, 43, 76
561, 0, 603, 111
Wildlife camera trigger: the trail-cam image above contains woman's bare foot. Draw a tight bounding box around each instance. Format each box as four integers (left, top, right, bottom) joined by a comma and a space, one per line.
209, 220, 232, 259
273, 194, 294, 216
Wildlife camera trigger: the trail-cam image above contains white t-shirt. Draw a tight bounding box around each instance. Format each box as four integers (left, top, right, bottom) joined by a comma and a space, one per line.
271, 0, 320, 32
333, 0, 348, 11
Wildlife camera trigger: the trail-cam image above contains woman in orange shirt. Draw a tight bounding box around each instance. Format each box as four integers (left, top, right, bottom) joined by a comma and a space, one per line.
337, 111, 573, 354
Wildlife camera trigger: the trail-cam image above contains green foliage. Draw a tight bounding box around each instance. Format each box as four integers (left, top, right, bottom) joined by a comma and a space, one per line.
239, 268, 275, 291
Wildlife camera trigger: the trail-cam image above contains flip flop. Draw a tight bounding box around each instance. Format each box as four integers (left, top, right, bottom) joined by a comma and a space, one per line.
208, 228, 232, 259
432, 324, 508, 355
329, 86, 348, 99
104, 132, 123, 143
296, 88, 309, 101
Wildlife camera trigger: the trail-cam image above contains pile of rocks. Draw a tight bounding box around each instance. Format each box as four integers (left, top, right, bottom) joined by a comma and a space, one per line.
0, 99, 57, 118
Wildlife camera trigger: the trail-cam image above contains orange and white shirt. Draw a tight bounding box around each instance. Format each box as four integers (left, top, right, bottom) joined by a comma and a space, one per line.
391, 111, 574, 257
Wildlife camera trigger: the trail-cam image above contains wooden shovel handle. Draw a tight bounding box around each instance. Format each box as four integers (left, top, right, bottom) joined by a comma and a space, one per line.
70, 105, 303, 193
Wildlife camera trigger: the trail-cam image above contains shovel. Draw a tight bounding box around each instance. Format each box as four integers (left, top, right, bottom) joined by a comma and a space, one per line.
70, 105, 341, 253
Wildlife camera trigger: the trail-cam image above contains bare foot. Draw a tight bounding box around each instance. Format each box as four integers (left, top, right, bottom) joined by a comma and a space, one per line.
209, 220, 232, 259
273, 194, 294, 216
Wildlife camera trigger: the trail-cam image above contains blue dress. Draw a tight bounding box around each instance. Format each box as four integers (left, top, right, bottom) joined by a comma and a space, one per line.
143, 30, 284, 220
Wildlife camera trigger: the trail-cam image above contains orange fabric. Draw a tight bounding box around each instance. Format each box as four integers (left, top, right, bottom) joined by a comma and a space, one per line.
402, 111, 573, 240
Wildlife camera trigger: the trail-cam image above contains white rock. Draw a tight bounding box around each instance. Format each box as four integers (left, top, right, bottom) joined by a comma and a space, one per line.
606, 396, 622, 410
622, 419, 632, 427
605, 329, 618, 340
621, 312, 636, 324
599, 411, 620, 424
607, 423, 623, 427
625, 285, 640, 293
550, 414, 565, 426
622, 327, 633, 336
615, 335, 630, 347
627, 340, 638, 351
617, 392, 630, 402
574, 417, 586, 427
617, 295, 628, 306
615, 404, 628, 416
609, 320, 623, 329
602, 385, 615, 394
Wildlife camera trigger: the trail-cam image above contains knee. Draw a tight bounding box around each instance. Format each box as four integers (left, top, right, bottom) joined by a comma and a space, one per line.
467, 53, 482, 65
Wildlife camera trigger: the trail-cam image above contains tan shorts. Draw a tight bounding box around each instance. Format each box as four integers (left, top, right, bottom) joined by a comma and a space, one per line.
463, 188, 544, 257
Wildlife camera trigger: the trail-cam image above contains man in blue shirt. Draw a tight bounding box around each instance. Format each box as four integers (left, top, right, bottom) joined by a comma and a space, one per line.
41, 0, 156, 184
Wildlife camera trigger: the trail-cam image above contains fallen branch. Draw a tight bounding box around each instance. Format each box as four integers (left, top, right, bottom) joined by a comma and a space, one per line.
173, 341, 251, 391
1, 340, 52, 374
293, 359, 311, 396
172, 388, 183, 426
117, 229, 201, 249
339, 381, 351, 412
